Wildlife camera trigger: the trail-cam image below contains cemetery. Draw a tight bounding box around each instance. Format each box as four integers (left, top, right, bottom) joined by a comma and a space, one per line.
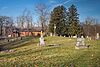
0, 36, 100, 67
0, 0, 100, 67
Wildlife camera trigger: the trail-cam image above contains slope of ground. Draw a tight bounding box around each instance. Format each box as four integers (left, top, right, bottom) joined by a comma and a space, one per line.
0, 36, 100, 67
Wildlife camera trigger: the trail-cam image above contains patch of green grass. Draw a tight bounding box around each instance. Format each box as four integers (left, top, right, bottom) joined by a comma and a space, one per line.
0, 36, 100, 67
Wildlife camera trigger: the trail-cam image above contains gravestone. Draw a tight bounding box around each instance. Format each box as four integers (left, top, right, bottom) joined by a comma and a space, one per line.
8, 35, 11, 37
76, 37, 85, 47
50, 33, 53, 36
87, 36, 91, 40
86, 36, 89, 39
39, 35, 45, 46
73, 35, 77, 38
75, 36, 88, 49
76, 38, 82, 47
81, 36, 85, 46
96, 33, 99, 40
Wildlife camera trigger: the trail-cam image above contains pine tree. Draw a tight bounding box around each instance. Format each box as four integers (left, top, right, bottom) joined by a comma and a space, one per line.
49, 5, 68, 36
67, 4, 81, 36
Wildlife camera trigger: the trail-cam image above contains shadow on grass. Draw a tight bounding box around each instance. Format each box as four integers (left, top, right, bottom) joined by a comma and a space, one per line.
0, 37, 33, 51
0, 45, 61, 58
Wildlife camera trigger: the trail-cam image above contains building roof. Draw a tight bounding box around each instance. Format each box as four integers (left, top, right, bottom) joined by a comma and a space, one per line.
20, 27, 42, 32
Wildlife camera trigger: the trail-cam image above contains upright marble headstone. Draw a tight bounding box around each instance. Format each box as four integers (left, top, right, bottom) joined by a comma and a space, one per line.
96, 33, 99, 40
81, 36, 85, 46
39, 36, 45, 46
73, 35, 77, 38
76, 38, 82, 47
50, 33, 53, 36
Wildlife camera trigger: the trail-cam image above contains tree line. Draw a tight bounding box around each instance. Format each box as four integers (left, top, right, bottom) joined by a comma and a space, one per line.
49, 4, 100, 38
0, 9, 33, 38
0, 4, 49, 38
0, 4, 100, 39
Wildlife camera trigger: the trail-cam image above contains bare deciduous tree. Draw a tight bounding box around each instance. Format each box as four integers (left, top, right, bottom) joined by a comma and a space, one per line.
36, 3, 49, 32
0, 16, 13, 37
82, 17, 100, 39
16, 9, 33, 36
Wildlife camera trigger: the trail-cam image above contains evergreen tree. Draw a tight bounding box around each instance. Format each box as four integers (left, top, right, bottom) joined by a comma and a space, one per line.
49, 5, 68, 36
67, 4, 81, 36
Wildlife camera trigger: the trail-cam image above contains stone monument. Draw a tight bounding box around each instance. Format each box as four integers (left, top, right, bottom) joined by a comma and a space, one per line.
39, 36, 45, 46
76, 37, 82, 47
81, 36, 85, 46
75, 36, 88, 49
96, 33, 99, 40
39, 31, 45, 46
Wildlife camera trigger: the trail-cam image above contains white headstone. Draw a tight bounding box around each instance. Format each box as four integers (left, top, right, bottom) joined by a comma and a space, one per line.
76, 38, 82, 46
86, 36, 89, 38
50, 33, 53, 36
73, 35, 77, 38
39, 36, 45, 46
8, 35, 11, 37
76, 36, 85, 46
81, 36, 85, 45
75, 36, 89, 49
96, 33, 99, 39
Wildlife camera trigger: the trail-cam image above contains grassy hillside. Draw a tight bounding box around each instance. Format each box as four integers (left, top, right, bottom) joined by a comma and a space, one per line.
0, 36, 100, 67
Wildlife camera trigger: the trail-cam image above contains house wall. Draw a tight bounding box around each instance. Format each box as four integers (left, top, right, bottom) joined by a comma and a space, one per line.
20, 32, 42, 37
32, 32, 41, 36
20, 32, 31, 36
